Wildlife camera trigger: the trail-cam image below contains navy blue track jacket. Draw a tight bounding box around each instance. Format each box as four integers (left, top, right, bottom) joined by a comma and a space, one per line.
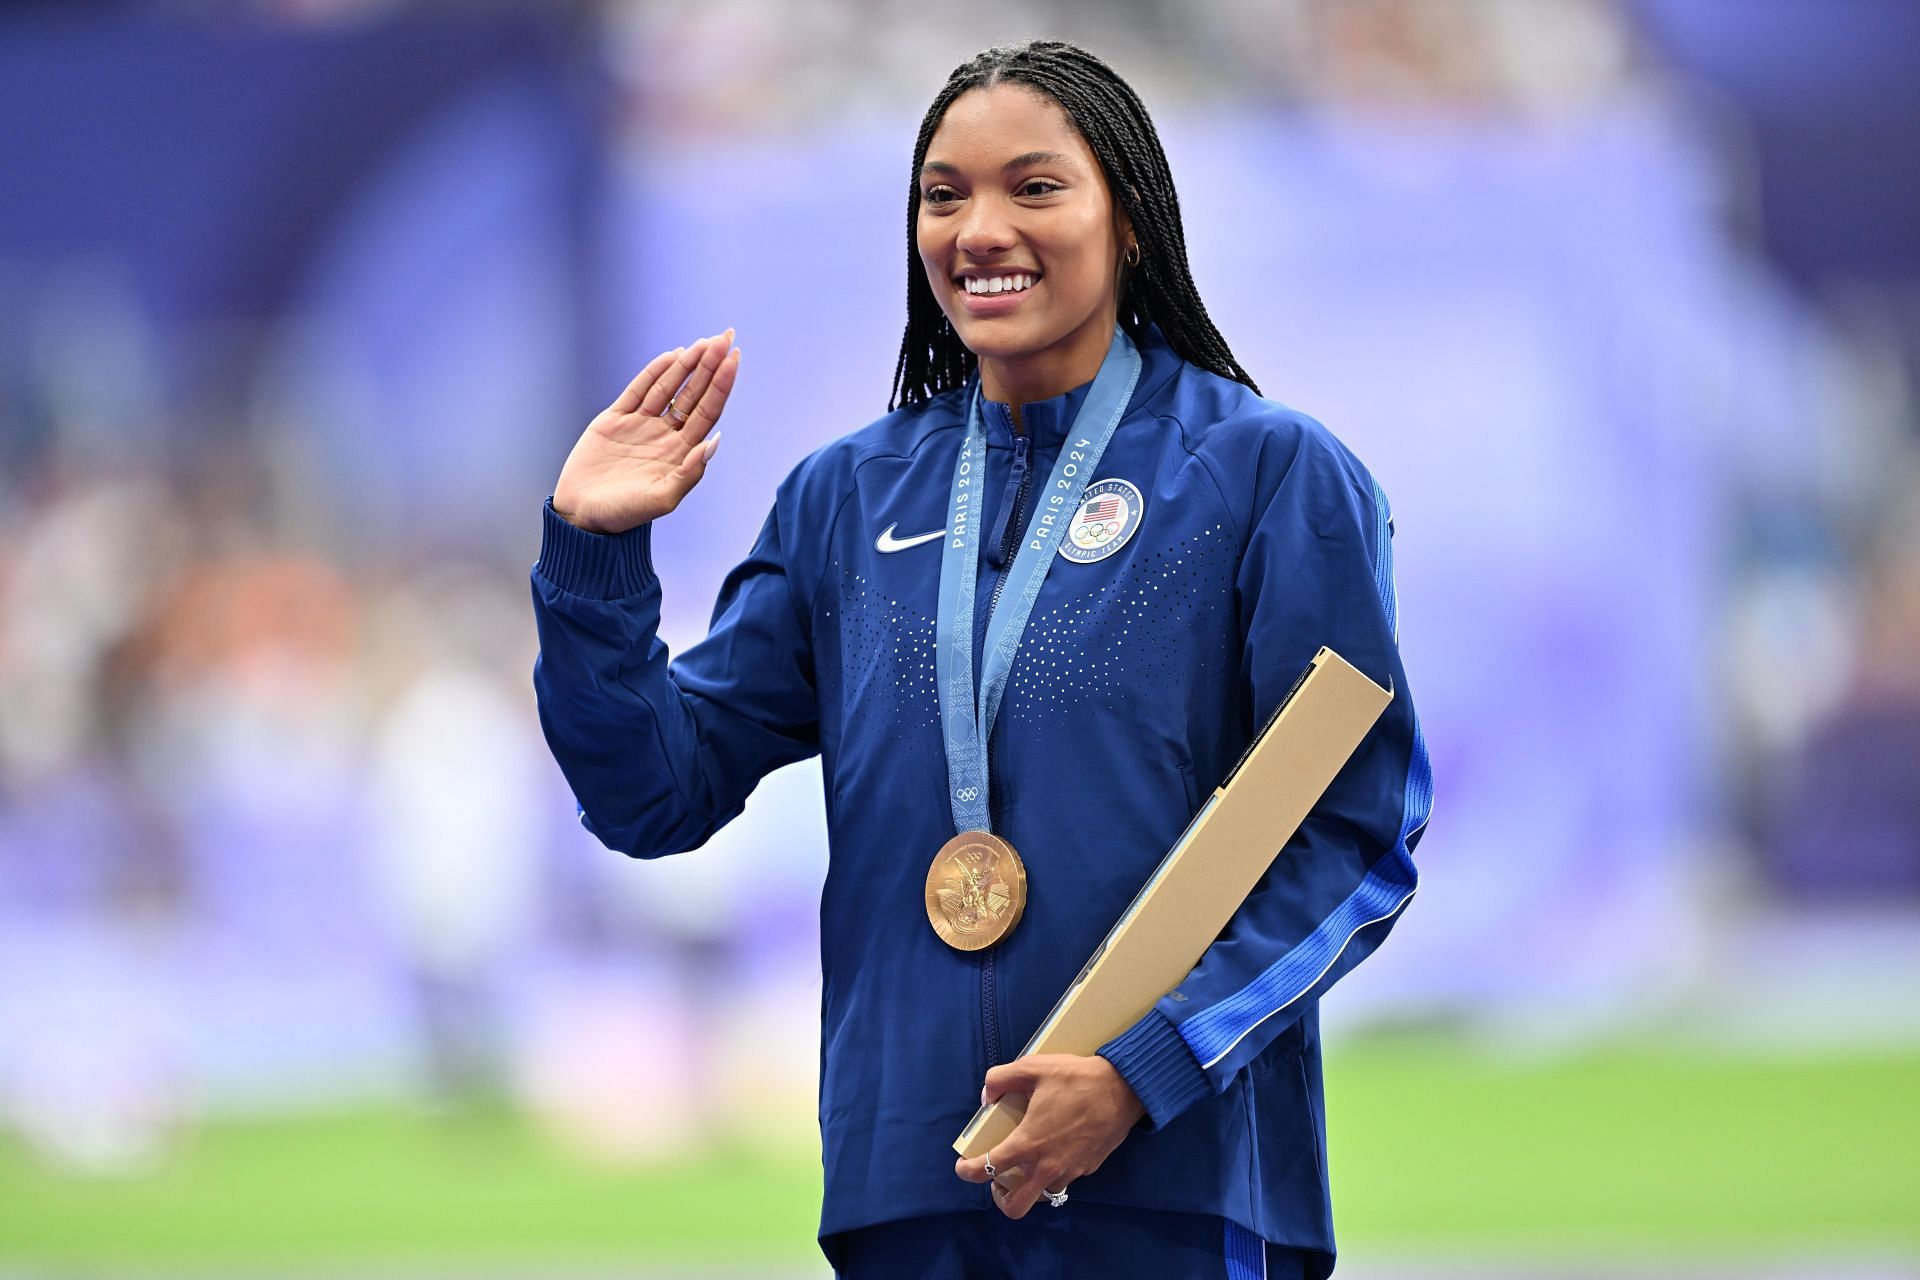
530, 321, 1432, 1273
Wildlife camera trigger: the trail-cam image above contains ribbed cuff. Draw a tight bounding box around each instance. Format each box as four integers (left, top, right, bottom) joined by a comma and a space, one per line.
536, 498, 658, 600
1097, 1008, 1215, 1132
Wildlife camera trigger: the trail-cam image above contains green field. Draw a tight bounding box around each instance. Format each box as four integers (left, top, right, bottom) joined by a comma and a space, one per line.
2, 1047, 1915, 1270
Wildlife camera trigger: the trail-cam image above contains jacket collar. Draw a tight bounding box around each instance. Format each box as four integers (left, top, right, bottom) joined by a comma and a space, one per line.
973, 322, 1182, 451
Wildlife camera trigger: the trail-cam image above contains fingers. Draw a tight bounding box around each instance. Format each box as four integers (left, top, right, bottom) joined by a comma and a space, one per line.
955, 1140, 1072, 1220
956, 1136, 1024, 1184
991, 1163, 1064, 1220
955, 1058, 1042, 1183
636, 335, 718, 420
982, 1060, 1038, 1105
956, 1131, 1050, 1191
955, 1146, 998, 1183
645, 330, 733, 426
677, 345, 740, 441
610, 345, 684, 416
667, 326, 733, 422
955, 1147, 1046, 1217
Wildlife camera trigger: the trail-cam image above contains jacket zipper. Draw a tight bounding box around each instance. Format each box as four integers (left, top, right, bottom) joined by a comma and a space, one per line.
979, 415, 1030, 1071
985, 429, 1032, 598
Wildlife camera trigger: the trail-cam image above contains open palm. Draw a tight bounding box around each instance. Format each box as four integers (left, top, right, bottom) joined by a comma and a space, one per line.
552, 329, 741, 535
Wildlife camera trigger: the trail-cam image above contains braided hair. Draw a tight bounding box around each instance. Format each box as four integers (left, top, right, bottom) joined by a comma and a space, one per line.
889, 40, 1258, 411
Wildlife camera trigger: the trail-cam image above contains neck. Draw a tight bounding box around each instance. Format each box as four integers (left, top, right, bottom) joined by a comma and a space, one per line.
978, 308, 1119, 408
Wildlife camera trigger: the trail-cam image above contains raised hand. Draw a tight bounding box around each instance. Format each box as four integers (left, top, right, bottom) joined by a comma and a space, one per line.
552, 329, 741, 534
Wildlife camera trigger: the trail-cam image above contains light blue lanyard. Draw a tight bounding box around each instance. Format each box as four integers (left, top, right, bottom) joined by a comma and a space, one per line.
934, 324, 1142, 835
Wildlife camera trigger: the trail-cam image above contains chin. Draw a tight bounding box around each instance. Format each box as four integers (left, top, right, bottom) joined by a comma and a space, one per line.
950, 317, 1052, 362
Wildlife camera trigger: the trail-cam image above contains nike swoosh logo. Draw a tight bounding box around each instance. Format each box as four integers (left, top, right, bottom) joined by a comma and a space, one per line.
875, 523, 947, 553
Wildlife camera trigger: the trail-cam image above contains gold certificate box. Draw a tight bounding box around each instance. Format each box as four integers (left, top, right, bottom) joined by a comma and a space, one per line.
954, 646, 1393, 1157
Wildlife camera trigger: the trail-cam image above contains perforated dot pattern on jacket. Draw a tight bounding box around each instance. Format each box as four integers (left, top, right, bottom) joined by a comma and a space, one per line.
1006, 524, 1234, 723
820, 565, 942, 770
820, 523, 1236, 746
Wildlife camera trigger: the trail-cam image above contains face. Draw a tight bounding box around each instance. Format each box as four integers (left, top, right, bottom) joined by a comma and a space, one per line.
916, 83, 1133, 400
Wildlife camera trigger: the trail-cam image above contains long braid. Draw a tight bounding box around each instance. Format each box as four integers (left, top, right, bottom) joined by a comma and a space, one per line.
889, 41, 1258, 411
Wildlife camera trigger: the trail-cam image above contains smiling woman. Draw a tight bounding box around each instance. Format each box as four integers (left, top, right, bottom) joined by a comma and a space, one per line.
915, 94, 1127, 406
892, 43, 1258, 416
532, 37, 1429, 1280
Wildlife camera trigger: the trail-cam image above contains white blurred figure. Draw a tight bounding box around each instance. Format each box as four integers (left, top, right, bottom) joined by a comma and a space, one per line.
608, 756, 828, 1151
365, 573, 545, 1105
534, 750, 829, 1159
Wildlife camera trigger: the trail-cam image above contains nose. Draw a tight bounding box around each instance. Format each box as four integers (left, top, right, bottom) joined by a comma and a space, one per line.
955, 195, 1015, 260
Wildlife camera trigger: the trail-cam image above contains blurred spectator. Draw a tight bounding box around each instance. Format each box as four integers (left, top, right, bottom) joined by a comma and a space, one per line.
364, 572, 545, 1102
1760, 457, 1920, 897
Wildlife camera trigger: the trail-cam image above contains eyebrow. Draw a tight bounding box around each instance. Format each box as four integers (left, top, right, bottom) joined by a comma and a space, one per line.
919, 150, 1072, 178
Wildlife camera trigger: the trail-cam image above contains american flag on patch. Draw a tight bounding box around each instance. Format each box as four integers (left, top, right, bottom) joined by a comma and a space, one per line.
1079, 496, 1122, 523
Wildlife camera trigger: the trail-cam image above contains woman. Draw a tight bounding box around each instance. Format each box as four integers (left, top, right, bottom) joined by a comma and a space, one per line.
532, 40, 1430, 1280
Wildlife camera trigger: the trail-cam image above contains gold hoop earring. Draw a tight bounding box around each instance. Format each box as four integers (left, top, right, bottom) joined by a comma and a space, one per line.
1124, 243, 1140, 268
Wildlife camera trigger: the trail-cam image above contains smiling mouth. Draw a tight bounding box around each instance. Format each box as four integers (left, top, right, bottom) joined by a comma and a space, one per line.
956, 272, 1040, 296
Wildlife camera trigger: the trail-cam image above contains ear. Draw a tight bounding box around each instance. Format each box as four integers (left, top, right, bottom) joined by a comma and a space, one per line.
1114, 207, 1138, 269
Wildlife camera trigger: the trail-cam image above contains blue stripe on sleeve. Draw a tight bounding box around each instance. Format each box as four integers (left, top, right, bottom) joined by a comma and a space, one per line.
1223, 1219, 1267, 1279
1179, 475, 1432, 1072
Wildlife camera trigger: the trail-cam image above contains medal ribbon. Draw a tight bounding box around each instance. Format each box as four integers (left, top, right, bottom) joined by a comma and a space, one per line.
935, 324, 1143, 836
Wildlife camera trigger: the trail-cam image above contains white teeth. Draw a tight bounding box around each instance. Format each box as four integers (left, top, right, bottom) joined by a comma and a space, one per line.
963, 274, 1037, 295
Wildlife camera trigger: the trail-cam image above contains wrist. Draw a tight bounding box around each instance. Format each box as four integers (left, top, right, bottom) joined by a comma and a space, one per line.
550, 494, 607, 534
551, 494, 655, 537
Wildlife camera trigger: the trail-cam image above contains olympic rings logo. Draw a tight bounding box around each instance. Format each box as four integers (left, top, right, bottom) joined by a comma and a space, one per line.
1073, 519, 1120, 547
955, 786, 980, 803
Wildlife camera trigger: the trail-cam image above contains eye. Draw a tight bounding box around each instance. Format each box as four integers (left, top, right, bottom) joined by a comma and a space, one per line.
922, 185, 960, 206
1017, 178, 1064, 197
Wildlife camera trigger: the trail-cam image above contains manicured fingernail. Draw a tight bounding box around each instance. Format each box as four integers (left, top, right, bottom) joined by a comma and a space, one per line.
705, 431, 722, 460
981, 1086, 990, 1105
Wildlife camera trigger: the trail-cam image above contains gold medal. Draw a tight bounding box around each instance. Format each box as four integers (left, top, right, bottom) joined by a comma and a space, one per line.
925, 830, 1027, 951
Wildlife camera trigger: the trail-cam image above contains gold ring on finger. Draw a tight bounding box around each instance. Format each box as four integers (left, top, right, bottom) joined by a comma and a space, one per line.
664, 399, 690, 427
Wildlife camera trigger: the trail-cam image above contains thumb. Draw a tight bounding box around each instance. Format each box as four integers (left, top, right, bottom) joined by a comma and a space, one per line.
678, 430, 722, 482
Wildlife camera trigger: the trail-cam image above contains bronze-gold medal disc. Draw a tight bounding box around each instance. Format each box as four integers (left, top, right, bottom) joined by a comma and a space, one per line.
925, 830, 1027, 951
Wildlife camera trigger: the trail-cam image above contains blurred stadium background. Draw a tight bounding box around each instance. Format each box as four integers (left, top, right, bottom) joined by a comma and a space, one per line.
2, 0, 1917, 1276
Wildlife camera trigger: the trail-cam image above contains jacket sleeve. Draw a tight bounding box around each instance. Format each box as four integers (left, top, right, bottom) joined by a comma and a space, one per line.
529, 491, 821, 859
1098, 423, 1432, 1128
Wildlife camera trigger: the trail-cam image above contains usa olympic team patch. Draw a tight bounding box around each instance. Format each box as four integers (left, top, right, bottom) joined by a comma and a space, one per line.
1058, 477, 1144, 563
